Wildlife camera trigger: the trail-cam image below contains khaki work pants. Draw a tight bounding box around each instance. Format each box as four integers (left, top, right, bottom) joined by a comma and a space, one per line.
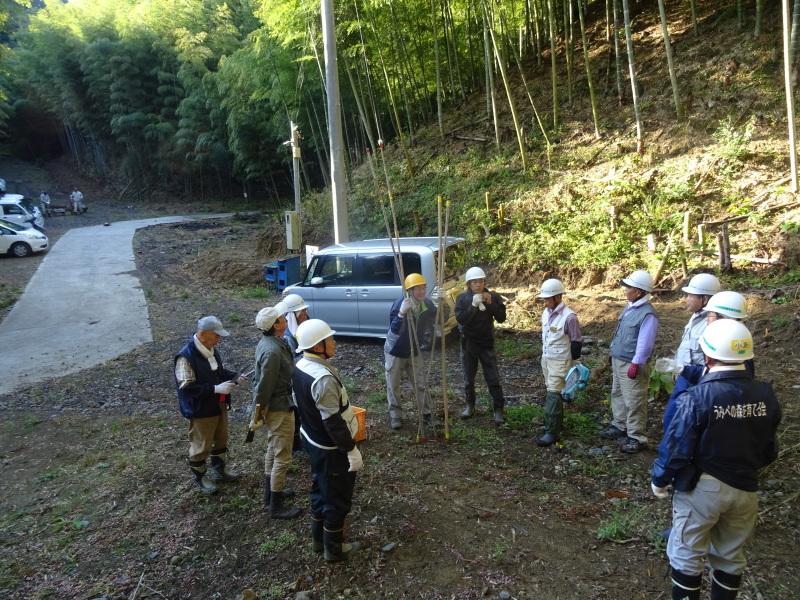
610, 357, 651, 443
264, 410, 295, 492
188, 410, 229, 462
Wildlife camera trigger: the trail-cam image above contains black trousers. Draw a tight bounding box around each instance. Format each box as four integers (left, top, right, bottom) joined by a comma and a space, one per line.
305, 439, 357, 528
461, 337, 504, 407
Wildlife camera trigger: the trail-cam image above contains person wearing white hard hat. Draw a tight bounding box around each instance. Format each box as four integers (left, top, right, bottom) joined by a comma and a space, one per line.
249, 301, 301, 519
536, 278, 583, 447
651, 320, 781, 600
675, 273, 721, 367
282, 293, 311, 357
174, 316, 245, 494
292, 319, 363, 562
601, 270, 660, 453
383, 273, 446, 430
663, 291, 753, 432
455, 266, 508, 425
278, 293, 311, 453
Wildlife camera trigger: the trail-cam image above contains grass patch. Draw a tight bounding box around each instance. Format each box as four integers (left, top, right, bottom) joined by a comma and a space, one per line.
495, 338, 533, 358
563, 411, 599, 442
258, 532, 298, 556
596, 500, 649, 541
0, 284, 21, 309
239, 285, 269, 298
504, 404, 544, 429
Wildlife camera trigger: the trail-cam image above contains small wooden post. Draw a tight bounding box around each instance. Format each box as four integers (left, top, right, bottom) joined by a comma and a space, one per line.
497, 203, 505, 226
485, 191, 491, 212
647, 234, 657, 252
610, 205, 618, 232
683, 211, 692, 243
697, 223, 706, 261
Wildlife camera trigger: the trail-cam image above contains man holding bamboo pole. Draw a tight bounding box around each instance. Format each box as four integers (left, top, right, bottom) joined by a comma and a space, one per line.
384, 273, 445, 430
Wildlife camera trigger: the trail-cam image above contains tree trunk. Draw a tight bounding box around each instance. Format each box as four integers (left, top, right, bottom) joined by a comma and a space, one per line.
547, 0, 559, 128
657, 0, 684, 121
621, 0, 644, 153
783, 0, 799, 191
577, 0, 601, 138
613, 0, 624, 105
431, 0, 444, 137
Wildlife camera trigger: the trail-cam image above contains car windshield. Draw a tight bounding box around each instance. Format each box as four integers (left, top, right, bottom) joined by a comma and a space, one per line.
0, 219, 25, 232
19, 198, 37, 213
434, 241, 466, 282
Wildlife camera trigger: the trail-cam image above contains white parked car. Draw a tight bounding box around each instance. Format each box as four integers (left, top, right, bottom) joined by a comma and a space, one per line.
0, 194, 45, 230
0, 219, 49, 257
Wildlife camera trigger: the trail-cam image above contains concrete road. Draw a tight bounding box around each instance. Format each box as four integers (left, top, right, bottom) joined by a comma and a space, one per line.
0, 215, 233, 396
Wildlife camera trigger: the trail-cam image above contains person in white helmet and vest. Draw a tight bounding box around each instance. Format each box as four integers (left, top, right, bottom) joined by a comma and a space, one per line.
675, 273, 721, 367
292, 319, 363, 562
383, 273, 445, 430
537, 278, 583, 447
455, 266, 507, 425
651, 320, 781, 600
249, 301, 301, 519
600, 270, 659, 453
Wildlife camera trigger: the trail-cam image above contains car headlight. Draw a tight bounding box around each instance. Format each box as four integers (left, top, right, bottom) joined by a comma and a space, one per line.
24, 232, 45, 240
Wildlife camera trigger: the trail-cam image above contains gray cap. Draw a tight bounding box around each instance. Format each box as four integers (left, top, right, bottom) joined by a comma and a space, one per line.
197, 316, 230, 336
256, 301, 289, 331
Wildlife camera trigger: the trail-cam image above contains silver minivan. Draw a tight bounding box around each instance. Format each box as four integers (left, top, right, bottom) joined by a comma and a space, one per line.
283, 237, 466, 338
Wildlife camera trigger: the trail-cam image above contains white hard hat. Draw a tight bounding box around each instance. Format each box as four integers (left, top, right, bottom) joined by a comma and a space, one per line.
255, 301, 288, 331
706, 291, 748, 320
538, 278, 565, 298
296, 318, 336, 350
465, 266, 486, 282
700, 319, 753, 361
621, 270, 654, 293
282, 293, 309, 313
682, 273, 721, 296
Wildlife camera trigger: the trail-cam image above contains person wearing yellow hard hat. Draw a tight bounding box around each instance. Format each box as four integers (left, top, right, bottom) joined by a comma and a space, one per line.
383, 273, 446, 430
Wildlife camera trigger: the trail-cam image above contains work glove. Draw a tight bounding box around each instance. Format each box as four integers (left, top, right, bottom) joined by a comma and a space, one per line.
472, 293, 486, 311
430, 286, 444, 305
214, 381, 237, 395
627, 363, 640, 379
651, 483, 670, 500
347, 446, 363, 472
571, 341, 583, 360
398, 298, 413, 316
249, 407, 265, 431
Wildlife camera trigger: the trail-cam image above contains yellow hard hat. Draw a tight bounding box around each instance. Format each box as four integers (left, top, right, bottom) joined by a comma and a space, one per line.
404, 273, 427, 289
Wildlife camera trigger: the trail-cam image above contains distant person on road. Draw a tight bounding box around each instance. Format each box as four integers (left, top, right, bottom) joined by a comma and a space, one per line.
455, 266, 507, 425
174, 316, 244, 494
70, 188, 84, 214
537, 278, 583, 447
39, 191, 51, 217
249, 301, 301, 520
293, 319, 363, 561
651, 320, 781, 600
383, 273, 445, 431
600, 270, 659, 454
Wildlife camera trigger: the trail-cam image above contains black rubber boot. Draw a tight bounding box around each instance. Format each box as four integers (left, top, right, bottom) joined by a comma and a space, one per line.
543, 391, 563, 435
311, 515, 324, 553
189, 461, 218, 494
264, 476, 295, 504
493, 403, 505, 425
671, 569, 703, 600
323, 523, 360, 562
710, 571, 742, 600
269, 490, 301, 520
460, 395, 475, 419
209, 450, 240, 482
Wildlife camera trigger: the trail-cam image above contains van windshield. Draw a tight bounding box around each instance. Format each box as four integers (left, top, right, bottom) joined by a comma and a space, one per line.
19, 198, 37, 213
434, 241, 466, 283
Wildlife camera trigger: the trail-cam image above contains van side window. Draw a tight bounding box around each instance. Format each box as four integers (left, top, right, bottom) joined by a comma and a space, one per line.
313, 255, 355, 285
4, 205, 24, 215
361, 254, 396, 286
400, 253, 422, 281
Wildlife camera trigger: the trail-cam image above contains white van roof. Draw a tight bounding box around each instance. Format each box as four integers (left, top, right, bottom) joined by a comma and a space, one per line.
320, 236, 464, 252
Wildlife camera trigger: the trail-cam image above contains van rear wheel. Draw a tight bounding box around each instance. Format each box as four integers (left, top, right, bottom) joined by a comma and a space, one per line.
10, 242, 32, 257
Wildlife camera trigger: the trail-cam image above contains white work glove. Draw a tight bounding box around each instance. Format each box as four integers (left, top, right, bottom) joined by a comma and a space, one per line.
214, 381, 237, 395
472, 293, 486, 311
651, 482, 670, 500
347, 446, 363, 472
398, 298, 413, 316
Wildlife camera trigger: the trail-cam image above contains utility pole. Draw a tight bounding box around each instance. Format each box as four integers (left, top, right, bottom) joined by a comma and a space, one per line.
290, 121, 302, 215
321, 0, 350, 243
